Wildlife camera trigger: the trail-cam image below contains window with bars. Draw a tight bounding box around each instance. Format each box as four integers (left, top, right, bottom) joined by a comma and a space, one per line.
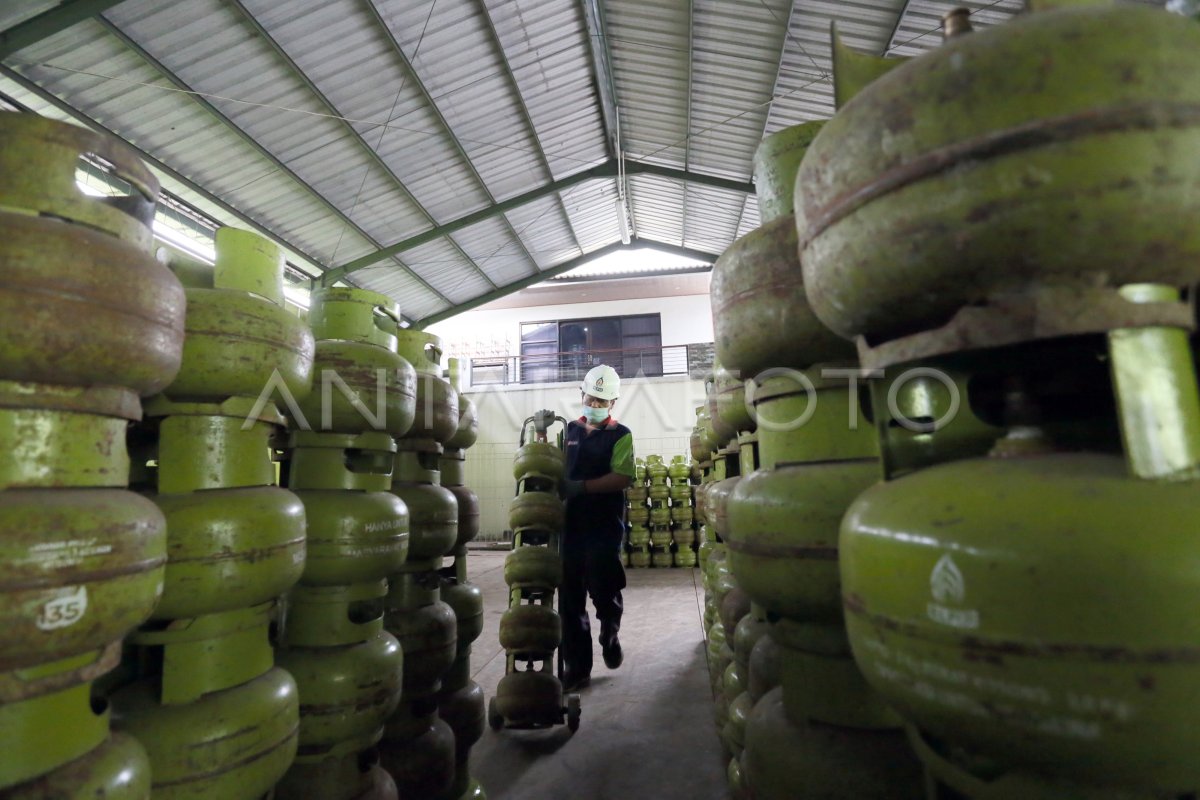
518, 314, 663, 384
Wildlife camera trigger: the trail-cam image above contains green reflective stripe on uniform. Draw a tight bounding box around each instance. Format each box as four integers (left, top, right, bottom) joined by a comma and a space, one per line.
611, 433, 635, 478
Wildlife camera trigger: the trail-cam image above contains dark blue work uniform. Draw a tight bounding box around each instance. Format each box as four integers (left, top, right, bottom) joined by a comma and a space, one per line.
561, 417, 634, 678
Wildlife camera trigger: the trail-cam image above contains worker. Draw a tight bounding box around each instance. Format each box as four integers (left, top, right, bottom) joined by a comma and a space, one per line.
559, 364, 636, 691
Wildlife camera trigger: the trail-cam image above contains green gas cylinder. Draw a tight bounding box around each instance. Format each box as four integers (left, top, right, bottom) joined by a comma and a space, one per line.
743, 688, 921, 800
275, 630, 402, 752
391, 442, 458, 562
446, 395, 479, 452
797, 4, 1200, 345
690, 427, 707, 463
673, 548, 697, 568
0, 114, 185, 396
627, 525, 650, 547
512, 442, 565, 488
504, 546, 562, 591
395, 331, 458, 444
275, 750, 398, 800
668, 483, 692, 504
672, 525, 696, 546
384, 572, 457, 701
509, 489, 565, 534
443, 462, 480, 555
297, 288, 416, 436
499, 603, 562, 659
284, 431, 410, 587
111, 662, 300, 799
141, 406, 306, 621
710, 129, 857, 379
0, 489, 166, 672
0, 732, 152, 798
628, 547, 651, 569
437, 656, 486, 800
165, 230, 313, 400
379, 702, 455, 799
668, 455, 691, 483
646, 455, 668, 483
442, 581, 484, 654
714, 364, 754, 436
844, 451, 1200, 794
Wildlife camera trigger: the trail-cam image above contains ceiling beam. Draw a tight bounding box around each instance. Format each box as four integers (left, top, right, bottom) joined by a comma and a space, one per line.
625, 161, 755, 195
474, 0, 584, 255
320, 159, 620, 286
94, 18, 456, 306
882, 0, 915, 55
580, 0, 620, 159
0, 0, 123, 59
0, 65, 334, 281
321, 159, 752, 285
680, 0, 695, 247
634, 239, 720, 264
364, 0, 544, 280
733, 0, 798, 236
550, 264, 711, 284
414, 237, 720, 328
416, 241, 625, 328
221, 2, 483, 299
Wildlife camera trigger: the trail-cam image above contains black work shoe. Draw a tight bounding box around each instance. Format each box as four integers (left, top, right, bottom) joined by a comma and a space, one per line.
562, 670, 590, 692
602, 637, 623, 669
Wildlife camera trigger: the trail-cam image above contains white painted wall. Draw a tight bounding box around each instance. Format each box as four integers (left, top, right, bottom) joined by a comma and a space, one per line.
460, 375, 705, 541
426, 292, 714, 365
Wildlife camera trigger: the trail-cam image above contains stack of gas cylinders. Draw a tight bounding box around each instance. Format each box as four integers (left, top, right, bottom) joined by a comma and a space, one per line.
0, 112, 488, 799
706, 3, 1200, 799
626, 454, 698, 568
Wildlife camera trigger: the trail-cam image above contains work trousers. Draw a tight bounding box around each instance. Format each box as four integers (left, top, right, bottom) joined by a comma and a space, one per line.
560, 546, 626, 677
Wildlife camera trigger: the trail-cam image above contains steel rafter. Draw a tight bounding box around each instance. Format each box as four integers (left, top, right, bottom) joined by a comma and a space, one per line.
0, 0, 124, 59
363, 0, 545, 279
321, 160, 621, 286
0, 69, 342, 286
223, 0, 495, 303
474, 0, 584, 254
321, 159, 753, 284
680, 0, 695, 248
882, 0, 915, 55
581, 0, 621, 159
733, 0, 799, 237
414, 237, 720, 328
94, 18, 456, 305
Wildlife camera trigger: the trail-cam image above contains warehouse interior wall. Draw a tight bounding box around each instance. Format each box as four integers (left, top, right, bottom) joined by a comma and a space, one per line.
462, 375, 706, 541
426, 288, 715, 365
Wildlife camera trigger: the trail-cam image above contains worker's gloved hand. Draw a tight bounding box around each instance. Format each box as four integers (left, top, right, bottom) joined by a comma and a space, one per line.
561, 479, 586, 500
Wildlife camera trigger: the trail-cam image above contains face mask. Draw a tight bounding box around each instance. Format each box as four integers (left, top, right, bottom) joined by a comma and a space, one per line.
583, 405, 609, 424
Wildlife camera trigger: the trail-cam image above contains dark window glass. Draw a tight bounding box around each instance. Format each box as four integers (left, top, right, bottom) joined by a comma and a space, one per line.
516, 314, 664, 383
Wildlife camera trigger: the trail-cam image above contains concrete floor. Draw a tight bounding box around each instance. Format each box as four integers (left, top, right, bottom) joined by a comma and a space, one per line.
465, 550, 729, 800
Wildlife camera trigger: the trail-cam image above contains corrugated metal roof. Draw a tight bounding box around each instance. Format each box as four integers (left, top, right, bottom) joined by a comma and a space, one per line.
0, 0, 1170, 323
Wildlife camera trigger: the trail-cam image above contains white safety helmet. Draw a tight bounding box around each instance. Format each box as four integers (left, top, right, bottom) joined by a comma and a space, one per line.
582, 364, 620, 401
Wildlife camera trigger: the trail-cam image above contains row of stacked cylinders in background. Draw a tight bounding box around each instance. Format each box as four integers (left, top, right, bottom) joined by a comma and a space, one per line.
0, 112, 484, 799
626, 454, 698, 568
697, 3, 1200, 799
